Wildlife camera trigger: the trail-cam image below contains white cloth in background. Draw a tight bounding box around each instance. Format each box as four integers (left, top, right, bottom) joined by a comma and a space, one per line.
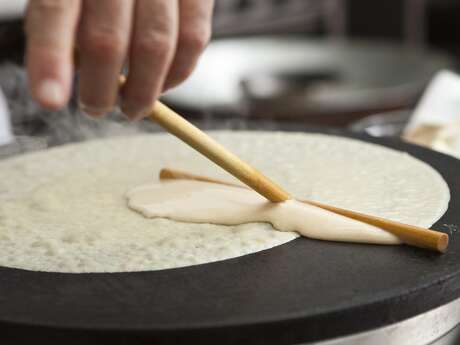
0, 1, 31, 145
0, 0, 27, 19
0, 0, 28, 146
0, 88, 12, 145
403, 70, 460, 158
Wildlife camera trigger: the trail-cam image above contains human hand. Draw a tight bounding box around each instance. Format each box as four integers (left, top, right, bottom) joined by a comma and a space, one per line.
25, 0, 214, 118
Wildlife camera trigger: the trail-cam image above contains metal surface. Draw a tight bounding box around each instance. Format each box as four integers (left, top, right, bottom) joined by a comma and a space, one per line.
164, 37, 453, 119
432, 320, 460, 345
1, 129, 460, 345
349, 110, 412, 137
306, 295, 460, 345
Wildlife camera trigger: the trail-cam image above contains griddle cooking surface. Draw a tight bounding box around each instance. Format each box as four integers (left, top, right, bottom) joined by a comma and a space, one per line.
1, 131, 460, 345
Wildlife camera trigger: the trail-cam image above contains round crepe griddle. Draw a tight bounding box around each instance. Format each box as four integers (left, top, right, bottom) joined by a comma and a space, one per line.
1, 130, 460, 345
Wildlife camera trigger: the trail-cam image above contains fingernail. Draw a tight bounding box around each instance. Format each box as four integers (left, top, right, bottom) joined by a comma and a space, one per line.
78, 101, 108, 117
37, 79, 64, 107
122, 105, 149, 120
78, 107, 97, 120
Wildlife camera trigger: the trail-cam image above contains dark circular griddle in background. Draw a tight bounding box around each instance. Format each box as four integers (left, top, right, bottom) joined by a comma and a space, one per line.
1, 129, 460, 345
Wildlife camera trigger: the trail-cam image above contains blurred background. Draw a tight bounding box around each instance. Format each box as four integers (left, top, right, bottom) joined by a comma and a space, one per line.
0, 0, 459, 154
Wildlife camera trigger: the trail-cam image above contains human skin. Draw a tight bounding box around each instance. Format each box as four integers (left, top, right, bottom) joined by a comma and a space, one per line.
25, 0, 214, 118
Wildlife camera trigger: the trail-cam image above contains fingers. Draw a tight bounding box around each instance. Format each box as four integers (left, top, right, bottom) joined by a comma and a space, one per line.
122, 0, 179, 118
25, 0, 81, 110
26, 0, 212, 117
77, 0, 134, 116
164, 0, 214, 91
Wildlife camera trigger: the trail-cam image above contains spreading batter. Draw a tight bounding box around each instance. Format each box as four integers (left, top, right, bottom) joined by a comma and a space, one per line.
127, 180, 400, 245
0, 132, 450, 272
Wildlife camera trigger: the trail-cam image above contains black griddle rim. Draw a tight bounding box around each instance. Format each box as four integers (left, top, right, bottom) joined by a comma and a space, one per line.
1, 129, 459, 344
0, 238, 458, 332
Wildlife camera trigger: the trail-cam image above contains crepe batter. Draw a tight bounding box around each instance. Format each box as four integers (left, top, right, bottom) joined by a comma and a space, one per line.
127, 180, 400, 245
0, 132, 450, 272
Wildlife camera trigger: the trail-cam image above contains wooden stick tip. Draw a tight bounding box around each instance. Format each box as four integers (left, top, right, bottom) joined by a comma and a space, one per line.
438, 233, 449, 253
159, 168, 173, 180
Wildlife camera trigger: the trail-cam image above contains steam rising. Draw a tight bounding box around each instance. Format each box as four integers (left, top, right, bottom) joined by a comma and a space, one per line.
0, 63, 160, 151
0, 63, 280, 158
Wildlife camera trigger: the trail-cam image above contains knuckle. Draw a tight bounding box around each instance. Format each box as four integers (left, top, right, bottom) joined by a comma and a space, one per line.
80, 28, 126, 61
133, 31, 174, 59
179, 27, 211, 53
